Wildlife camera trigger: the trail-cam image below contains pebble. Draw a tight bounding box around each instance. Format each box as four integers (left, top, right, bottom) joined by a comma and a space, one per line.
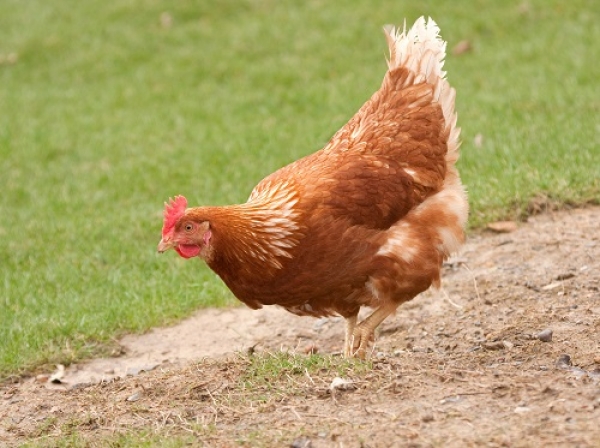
126, 392, 141, 402
537, 328, 553, 342
290, 436, 312, 448
556, 354, 572, 369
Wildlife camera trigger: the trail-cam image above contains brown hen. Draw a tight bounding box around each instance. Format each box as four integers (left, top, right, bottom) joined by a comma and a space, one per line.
158, 17, 468, 358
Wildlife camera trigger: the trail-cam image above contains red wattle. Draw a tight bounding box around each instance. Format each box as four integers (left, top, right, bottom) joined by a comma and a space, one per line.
175, 244, 201, 259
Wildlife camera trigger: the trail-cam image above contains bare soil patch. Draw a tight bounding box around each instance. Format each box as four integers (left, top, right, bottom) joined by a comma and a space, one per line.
2, 207, 599, 447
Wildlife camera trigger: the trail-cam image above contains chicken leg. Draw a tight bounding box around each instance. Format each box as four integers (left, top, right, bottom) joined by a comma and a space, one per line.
350, 302, 399, 359
343, 314, 358, 358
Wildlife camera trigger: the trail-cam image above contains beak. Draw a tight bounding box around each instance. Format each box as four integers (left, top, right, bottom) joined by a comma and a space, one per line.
157, 237, 174, 253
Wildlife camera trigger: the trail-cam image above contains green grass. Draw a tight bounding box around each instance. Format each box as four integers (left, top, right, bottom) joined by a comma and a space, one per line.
1, 0, 598, 379
241, 351, 371, 392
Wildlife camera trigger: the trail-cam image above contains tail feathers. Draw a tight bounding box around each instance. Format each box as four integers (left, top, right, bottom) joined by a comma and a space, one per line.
384, 17, 460, 163
384, 17, 446, 86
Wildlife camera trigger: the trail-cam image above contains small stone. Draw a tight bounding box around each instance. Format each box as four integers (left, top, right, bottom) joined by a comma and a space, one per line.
290, 436, 312, 448
537, 329, 553, 342
556, 354, 572, 369
126, 392, 141, 402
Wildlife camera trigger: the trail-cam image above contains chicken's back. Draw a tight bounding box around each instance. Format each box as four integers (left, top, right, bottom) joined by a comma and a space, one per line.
251, 17, 466, 234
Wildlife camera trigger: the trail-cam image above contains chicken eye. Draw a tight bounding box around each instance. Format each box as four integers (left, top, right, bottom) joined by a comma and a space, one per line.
184, 223, 194, 232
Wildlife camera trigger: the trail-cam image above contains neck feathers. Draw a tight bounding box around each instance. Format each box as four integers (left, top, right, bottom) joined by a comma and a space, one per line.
190, 180, 302, 271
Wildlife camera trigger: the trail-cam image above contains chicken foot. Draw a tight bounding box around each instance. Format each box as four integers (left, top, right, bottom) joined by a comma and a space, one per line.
347, 302, 399, 359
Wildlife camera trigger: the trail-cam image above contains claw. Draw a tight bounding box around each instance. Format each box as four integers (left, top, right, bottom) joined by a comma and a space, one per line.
343, 303, 399, 359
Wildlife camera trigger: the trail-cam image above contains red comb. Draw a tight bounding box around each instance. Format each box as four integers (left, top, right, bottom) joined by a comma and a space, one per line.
162, 195, 188, 238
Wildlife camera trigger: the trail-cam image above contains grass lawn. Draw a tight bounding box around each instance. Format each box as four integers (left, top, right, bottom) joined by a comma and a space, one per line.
1, 0, 598, 380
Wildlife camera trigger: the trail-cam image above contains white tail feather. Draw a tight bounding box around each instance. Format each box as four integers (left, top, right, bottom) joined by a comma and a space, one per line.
384, 17, 460, 164
385, 18, 446, 76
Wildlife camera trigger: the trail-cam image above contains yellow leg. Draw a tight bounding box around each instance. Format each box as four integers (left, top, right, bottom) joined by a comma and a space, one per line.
343, 314, 358, 358
352, 302, 399, 359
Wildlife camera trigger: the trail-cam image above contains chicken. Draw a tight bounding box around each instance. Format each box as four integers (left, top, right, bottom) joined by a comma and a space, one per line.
158, 17, 468, 358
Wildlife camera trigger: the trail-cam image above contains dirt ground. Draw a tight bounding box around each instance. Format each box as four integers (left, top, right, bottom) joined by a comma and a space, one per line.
1, 206, 599, 447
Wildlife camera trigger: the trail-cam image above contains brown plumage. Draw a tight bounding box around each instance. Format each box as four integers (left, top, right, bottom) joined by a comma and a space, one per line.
158, 17, 468, 358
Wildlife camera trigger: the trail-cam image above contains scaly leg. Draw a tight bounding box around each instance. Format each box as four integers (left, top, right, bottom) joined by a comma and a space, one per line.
352, 302, 399, 359
343, 314, 358, 358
